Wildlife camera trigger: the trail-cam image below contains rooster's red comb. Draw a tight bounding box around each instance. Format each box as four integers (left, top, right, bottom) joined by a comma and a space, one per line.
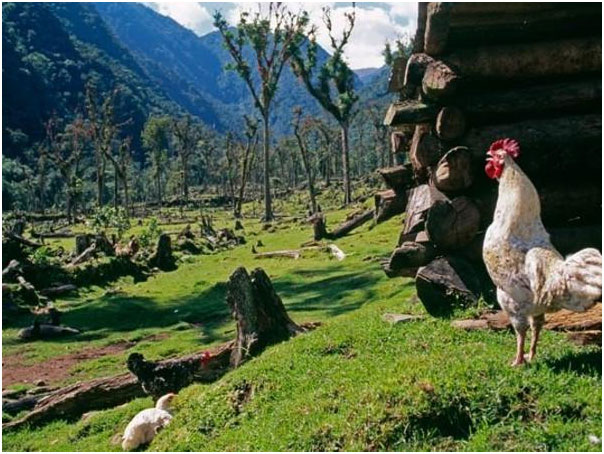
488, 138, 520, 158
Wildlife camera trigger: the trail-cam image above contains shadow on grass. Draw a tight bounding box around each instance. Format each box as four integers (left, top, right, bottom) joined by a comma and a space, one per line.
274, 265, 383, 318
545, 348, 602, 377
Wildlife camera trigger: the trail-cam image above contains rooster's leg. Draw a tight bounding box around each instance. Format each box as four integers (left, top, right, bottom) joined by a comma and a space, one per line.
528, 314, 545, 362
511, 327, 527, 366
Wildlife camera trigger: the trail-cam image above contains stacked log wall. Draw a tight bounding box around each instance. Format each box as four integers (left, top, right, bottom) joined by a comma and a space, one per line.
380, 2, 602, 311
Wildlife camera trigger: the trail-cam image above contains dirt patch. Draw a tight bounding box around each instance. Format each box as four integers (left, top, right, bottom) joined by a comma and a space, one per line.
2, 333, 170, 389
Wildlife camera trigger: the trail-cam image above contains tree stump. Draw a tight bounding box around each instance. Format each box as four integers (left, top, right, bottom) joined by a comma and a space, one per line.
310, 213, 328, 241
75, 234, 92, 256
149, 233, 175, 271
226, 267, 304, 367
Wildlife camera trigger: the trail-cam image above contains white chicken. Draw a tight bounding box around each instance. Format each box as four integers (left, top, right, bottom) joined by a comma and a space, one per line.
482, 138, 602, 366
121, 393, 176, 450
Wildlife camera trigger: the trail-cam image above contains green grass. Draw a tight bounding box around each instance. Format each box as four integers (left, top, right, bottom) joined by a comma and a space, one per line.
2, 189, 601, 451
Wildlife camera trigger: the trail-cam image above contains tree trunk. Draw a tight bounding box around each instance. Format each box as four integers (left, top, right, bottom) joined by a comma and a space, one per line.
341, 123, 352, 205
329, 209, 373, 239
262, 116, 273, 221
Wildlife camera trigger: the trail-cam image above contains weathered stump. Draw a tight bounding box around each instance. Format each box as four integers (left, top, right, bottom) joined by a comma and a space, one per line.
227, 267, 304, 367
149, 233, 175, 271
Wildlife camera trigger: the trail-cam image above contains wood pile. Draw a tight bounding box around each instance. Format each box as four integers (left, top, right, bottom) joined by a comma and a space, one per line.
381, 3, 602, 312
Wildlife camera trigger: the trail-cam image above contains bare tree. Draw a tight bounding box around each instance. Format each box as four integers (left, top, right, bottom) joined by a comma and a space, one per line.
214, 3, 310, 221
291, 6, 358, 205
172, 115, 201, 204
292, 107, 318, 214
43, 114, 89, 223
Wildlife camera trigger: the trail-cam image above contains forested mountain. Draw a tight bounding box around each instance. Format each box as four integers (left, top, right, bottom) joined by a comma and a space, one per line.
2, 2, 189, 161
94, 2, 354, 136
3, 2, 391, 166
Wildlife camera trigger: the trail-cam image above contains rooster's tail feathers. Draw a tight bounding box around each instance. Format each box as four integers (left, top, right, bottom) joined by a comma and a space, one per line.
562, 248, 602, 311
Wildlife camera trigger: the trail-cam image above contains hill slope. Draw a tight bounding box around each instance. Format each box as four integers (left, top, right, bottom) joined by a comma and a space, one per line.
94, 2, 358, 135
2, 2, 189, 161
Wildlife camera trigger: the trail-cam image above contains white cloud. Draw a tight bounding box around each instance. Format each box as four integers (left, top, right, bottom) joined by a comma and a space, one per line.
144, 2, 417, 69
145, 2, 215, 36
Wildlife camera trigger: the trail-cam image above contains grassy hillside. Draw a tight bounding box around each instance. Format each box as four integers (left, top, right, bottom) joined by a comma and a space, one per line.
2, 190, 601, 451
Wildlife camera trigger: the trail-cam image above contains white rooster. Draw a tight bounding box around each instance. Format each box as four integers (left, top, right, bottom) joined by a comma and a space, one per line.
121, 393, 176, 450
482, 138, 602, 366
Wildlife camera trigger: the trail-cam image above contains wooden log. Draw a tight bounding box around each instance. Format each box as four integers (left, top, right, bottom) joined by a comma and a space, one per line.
413, 2, 428, 53
377, 165, 414, 192
409, 124, 443, 179
3, 373, 145, 430
448, 4, 602, 47
416, 256, 482, 317
397, 230, 430, 248
432, 146, 474, 193
6, 232, 43, 249
463, 114, 602, 184
254, 250, 301, 259
374, 190, 407, 224
381, 260, 418, 279
18, 323, 80, 340
422, 60, 460, 100
389, 241, 437, 271
30, 230, 74, 239
426, 197, 481, 250
456, 79, 602, 125
383, 101, 440, 126
424, 2, 452, 55
445, 38, 601, 81
329, 209, 374, 239
435, 107, 466, 141
390, 126, 414, 155
40, 284, 78, 297
226, 267, 305, 367
402, 184, 447, 236
3, 395, 47, 415
70, 243, 97, 266
404, 53, 436, 89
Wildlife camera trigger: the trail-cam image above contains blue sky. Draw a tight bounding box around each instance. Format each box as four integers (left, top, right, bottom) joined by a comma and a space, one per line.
143, 2, 417, 69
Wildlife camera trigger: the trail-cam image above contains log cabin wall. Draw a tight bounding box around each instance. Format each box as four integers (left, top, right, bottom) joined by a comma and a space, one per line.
379, 2, 602, 311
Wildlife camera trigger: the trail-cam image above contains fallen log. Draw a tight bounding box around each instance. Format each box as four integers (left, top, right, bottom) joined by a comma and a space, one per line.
3, 395, 46, 415
445, 38, 601, 81
70, 243, 97, 267
329, 209, 374, 239
18, 322, 80, 340
377, 165, 414, 192
5, 232, 43, 249
432, 146, 474, 193
425, 197, 481, 250
435, 107, 466, 141
416, 256, 482, 317
254, 250, 301, 259
422, 60, 460, 100
3, 373, 145, 430
374, 189, 407, 224
40, 284, 78, 297
30, 230, 74, 239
